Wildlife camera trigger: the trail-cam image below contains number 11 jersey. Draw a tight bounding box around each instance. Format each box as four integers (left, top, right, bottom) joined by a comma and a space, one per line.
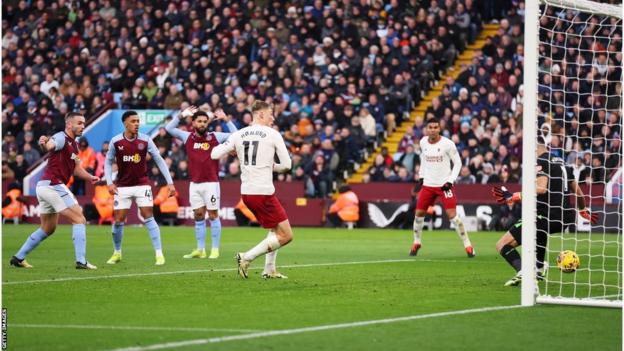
211, 124, 291, 195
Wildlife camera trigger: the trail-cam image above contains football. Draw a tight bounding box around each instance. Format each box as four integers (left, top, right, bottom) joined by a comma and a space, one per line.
557, 250, 581, 273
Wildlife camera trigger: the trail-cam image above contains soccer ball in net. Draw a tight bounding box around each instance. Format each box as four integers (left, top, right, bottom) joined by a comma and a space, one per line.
556, 250, 580, 273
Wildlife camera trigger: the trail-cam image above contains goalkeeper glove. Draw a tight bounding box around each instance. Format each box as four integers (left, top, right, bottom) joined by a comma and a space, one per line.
440, 182, 453, 191
492, 186, 521, 205
579, 208, 599, 224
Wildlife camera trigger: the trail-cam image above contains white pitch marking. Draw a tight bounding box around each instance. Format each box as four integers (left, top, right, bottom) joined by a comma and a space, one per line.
109, 305, 524, 351
3, 258, 469, 285
9, 324, 264, 333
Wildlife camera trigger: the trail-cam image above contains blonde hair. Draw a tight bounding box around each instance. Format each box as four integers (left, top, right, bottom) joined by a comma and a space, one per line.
250, 100, 272, 115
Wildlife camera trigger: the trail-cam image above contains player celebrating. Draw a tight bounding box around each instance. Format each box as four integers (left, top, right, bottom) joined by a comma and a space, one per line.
492, 137, 598, 286
10, 113, 99, 269
211, 100, 293, 279
410, 118, 475, 257
104, 111, 176, 266
165, 106, 238, 259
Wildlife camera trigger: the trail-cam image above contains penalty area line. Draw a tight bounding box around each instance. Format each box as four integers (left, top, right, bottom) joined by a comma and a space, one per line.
109, 305, 524, 351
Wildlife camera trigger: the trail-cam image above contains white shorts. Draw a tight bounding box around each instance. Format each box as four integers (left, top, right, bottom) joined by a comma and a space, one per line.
36, 181, 78, 214
114, 185, 153, 210
189, 182, 220, 210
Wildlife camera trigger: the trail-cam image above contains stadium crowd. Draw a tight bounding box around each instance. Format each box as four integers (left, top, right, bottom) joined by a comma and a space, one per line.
2, 0, 620, 199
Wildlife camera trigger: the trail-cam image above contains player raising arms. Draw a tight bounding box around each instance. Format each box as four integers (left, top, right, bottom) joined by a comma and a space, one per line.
492, 136, 598, 286
410, 118, 475, 258
104, 111, 176, 265
211, 100, 293, 279
165, 106, 237, 259
10, 112, 99, 269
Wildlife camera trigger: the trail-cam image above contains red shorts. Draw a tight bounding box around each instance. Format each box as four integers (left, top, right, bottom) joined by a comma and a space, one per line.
416, 185, 457, 211
241, 194, 288, 229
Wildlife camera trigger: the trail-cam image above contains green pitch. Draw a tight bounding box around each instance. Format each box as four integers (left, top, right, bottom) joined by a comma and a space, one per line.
2, 225, 621, 351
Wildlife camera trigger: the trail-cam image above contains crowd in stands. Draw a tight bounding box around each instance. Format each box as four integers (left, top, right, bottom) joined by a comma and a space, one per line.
366, 1, 622, 187
2, 0, 619, 200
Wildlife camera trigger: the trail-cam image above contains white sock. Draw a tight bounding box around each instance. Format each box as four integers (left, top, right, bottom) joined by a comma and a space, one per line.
155, 249, 163, 256
243, 232, 281, 262
413, 217, 424, 244
264, 232, 278, 272
265, 250, 278, 273
451, 216, 472, 247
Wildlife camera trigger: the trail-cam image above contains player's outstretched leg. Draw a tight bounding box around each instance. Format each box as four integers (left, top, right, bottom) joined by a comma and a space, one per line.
107, 222, 125, 264
238, 232, 280, 279
11, 227, 49, 268
410, 216, 424, 256
184, 219, 207, 259
209, 218, 222, 259
144, 217, 165, 265
451, 216, 475, 258
238, 220, 293, 279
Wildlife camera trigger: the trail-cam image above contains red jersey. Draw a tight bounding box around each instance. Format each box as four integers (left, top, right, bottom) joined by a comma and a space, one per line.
185, 132, 220, 183
41, 131, 79, 185
105, 132, 173, 187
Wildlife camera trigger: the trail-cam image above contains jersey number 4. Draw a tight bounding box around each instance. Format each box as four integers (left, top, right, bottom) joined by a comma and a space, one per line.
243, 141, 259, 165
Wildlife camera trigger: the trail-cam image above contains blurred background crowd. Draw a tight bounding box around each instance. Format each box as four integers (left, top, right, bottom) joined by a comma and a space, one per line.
2, 0, 621, 199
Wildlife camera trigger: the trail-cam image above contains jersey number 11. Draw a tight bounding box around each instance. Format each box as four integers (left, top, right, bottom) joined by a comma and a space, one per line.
243, 141, 259, 165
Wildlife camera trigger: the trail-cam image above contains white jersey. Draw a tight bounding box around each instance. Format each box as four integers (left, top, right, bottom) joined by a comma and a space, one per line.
418, 136, 461, 187
211, 124, 292, 195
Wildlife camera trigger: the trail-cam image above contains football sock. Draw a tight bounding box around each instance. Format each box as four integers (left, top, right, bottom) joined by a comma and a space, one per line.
112, 222, 124, 252
413, 217, 424, 244
144, 217, 162, 251
451, 216, 472, 247
15, 227, 48, 260
195, 220, 206, 250
72, 224, 87, 264
500, 244, 522, 272
264, 232, 277, 272
243, 231, 281, 262
210, 218, 222, 249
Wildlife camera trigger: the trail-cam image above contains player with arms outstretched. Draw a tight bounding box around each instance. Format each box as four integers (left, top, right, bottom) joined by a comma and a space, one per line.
493, 136, 598, 286
10, 112, 99, 269
410, 118, 475, 257
104, 111, 176, 265
165, 106, 237, 259
211, 100, 293, 279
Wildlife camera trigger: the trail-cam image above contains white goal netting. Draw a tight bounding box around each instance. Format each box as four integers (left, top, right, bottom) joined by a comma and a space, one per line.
532, 0, 622, 307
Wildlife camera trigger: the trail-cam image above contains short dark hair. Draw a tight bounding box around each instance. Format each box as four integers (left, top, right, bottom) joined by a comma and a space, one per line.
192, 111, 209, 121
65, 112, 83, 121
122, 110, 138, 122
426, 117, 440, 125
250, 100, 271, 114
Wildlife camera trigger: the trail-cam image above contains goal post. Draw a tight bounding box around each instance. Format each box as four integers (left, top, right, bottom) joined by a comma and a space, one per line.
522, 0, 623, 308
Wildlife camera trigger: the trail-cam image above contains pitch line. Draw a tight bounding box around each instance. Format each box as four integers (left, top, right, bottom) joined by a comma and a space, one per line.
109, 305, 524, 351
9, 324, 264, 333
3, 258, 471, 285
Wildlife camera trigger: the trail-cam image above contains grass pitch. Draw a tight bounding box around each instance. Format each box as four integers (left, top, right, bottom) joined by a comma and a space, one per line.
2, 224, 621, 351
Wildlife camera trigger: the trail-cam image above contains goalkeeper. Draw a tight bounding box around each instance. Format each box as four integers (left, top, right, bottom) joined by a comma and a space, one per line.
492, 137, 598, 287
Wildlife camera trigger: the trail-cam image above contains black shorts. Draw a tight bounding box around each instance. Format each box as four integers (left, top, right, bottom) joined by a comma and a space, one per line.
508, 215, 569, 245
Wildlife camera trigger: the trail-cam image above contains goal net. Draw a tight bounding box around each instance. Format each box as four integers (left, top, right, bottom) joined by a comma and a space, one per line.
522, 0, 622, 308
